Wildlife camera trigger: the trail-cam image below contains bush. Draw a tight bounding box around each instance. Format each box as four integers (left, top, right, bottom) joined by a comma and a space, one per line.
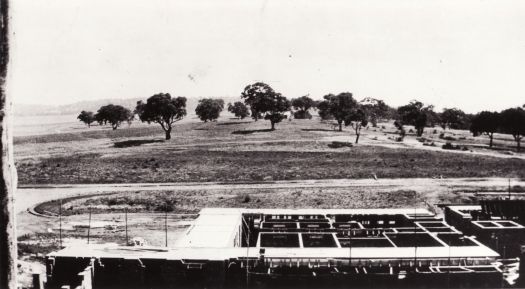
328, 141, 353, 148
439, 133, 457, 141
239, 193, 251, 203
442, 142, 461, 150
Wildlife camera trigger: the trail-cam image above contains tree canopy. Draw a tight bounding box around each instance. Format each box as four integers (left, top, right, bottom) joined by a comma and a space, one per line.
291, 95, 315, 119
135, 93, 187, 140
316, 100, 333, 120
499, 107, 525, 151
241, 82, 275, 121
344, 107, 368, 144
240, 82, 291, 130
195, 98, 225, 122
470, 111, 500, 148
227, 101, 250, 119
317, 92, 358, 131
94, 105, 132, 130
77, 110, 95, 127
359, 98, 389, 127
440, 108, 469, 130
397, 100, 435, 136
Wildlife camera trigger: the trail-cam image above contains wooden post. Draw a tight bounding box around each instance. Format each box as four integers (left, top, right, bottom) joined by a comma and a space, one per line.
87, 207, 91, 244
0, 0, 17, 286
164, 207, 168, 247
125, 208, 128, 245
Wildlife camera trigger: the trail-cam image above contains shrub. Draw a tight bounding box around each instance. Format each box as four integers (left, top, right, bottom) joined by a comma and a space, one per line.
442, 142, 461, 150
439, 133, 457, 141
239, 193, 251, 203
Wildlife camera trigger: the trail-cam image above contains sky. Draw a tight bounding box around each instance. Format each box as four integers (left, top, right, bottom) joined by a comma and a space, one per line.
7, 0, 525, 113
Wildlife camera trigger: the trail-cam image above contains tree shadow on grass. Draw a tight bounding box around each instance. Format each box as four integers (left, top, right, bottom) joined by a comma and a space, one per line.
232, 129, 273, 135
114, 139, 164, 148
302, 128, 339, 132
218, 121, 252, 126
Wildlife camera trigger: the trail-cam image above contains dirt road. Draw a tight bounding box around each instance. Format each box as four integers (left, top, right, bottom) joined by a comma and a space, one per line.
16, 177, 525, 214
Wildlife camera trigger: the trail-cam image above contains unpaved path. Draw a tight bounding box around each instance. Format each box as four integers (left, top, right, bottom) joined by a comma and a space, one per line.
17, 177, 525, 214
324, 134, 525, 160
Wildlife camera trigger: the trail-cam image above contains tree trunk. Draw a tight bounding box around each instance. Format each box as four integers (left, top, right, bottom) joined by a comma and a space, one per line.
489, 133, 493, 148
355, 133, 360, 144
270, 121, 275, 130
518, 137, 521, 152
0, 2, 18, 284
417, 127, 424, 137
165, 127, 172, 140
338, 121, 342, 132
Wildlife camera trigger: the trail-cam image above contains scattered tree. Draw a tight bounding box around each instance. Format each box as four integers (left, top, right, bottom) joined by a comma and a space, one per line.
195, 98, 225, 122
135, 93, 187, 140
227, 101, 250, 119
291, 95, 315, 119
360, 97, 389, 127
316, 100, 333, 120
241, 82, 291, 130
499, 107, 525, 152
440, 108, 468, 130
470, 111, 500, 148
397, 100, 435, 136
241, 82, 274, 121
393, 120, 406, 141
425, 108, 440, 128
317, 92, 358, 131
344, 107, 368, 144
77, 110, 95, 127
94, 105, 132, 130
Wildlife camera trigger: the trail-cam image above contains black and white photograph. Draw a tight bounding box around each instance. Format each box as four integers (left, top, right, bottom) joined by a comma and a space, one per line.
1, 0, 525, 288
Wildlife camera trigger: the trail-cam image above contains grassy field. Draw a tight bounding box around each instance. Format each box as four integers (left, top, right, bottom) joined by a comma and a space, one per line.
16, 146, 525, 184
36, 187, 432, 216
14, 116, 525, 184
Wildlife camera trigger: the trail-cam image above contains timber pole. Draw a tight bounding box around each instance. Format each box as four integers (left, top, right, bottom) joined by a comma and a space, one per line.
0, 0, 17, 286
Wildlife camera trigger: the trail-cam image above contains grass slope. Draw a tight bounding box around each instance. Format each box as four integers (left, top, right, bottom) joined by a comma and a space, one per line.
16, 146, 525, 184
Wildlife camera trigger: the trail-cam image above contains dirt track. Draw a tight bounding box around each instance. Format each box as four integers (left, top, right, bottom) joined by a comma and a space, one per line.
16, 177, 525, 214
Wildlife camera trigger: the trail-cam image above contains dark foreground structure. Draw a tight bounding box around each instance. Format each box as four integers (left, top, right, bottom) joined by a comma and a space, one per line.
42, 207, 509, 289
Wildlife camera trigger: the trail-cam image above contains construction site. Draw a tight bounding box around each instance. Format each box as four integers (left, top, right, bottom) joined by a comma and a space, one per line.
39, 199, 525, 289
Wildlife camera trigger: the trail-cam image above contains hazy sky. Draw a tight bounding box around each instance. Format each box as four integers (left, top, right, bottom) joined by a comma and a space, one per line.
7, 0, 525, 113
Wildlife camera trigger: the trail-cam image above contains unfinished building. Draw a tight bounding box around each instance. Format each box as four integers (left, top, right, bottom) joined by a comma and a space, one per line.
445, 200, 525, 258
44, 208, 503, 289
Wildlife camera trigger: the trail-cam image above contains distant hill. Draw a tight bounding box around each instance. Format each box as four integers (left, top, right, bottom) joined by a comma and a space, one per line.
14, 96, 241, 117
